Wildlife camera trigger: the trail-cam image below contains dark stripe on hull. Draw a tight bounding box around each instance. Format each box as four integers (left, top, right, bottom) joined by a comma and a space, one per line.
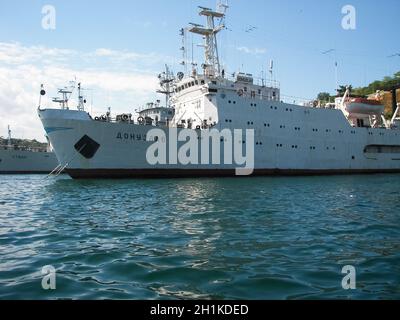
66, 168, 400, 179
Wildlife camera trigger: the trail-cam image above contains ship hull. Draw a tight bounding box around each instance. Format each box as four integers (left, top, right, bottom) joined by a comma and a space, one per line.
38, 105, 400, 179
66, 168, 400, 179
0, 148, 59, 174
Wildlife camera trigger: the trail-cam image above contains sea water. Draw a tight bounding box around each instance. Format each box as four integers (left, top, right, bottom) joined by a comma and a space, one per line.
0, 174, 399, 299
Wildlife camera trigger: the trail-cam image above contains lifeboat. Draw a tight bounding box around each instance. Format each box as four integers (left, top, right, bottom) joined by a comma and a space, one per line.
345, 98, 384, 115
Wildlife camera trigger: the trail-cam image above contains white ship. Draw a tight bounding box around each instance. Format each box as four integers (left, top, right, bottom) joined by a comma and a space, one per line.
38, 5, 400, 179
0, 126, 59, 174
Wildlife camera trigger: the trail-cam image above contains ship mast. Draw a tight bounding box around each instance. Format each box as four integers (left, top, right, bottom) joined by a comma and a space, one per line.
157, 65, 175, 108
7, 125, 12, 148
77, 83, 85, 111
52, 87, 73, 110
179, 28, 188, 75
188, 3, 228, 78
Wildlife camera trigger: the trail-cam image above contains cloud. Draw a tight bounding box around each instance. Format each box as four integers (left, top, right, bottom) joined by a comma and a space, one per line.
0, 42, 164, 141
93, 48, 142, 60
0, 42, 76, 65
237, 46, 267, 55
90, 47, 173, 68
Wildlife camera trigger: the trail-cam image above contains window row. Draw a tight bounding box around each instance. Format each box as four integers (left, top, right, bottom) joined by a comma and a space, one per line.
175, 80, 205, 93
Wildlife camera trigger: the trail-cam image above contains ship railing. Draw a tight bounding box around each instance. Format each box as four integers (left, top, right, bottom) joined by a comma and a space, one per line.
256, 78, 281, 89
280, 94, 315, 107
90, 113, 172, 128
223, 74, 280, 89
243, 78, 280, 89
235, 91, 281, 102
0, 145, 49, 153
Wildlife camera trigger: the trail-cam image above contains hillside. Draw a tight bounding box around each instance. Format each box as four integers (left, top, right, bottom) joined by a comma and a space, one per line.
352, 71, 400, 97
317, 71, 400, 117
0, 137, 48, 149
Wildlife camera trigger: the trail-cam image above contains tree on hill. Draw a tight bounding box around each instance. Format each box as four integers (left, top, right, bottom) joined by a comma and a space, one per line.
316, 71, 400, 101
337, 85, 353, 96
317, 92, 331, 103
0, 137, 47, 148
352, 71, 400, 96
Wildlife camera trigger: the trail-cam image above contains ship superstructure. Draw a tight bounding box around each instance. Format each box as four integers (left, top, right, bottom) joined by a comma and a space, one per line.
37, 4, 400, 179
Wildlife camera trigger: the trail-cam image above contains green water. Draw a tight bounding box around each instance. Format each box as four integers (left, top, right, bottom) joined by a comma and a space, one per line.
0, 174, 399, 299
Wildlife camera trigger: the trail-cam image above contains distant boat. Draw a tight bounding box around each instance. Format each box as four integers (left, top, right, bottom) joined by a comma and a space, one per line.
0, 126, 59, 174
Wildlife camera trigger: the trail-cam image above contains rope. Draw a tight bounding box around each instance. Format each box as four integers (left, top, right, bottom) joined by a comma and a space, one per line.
46, 143, 87, 179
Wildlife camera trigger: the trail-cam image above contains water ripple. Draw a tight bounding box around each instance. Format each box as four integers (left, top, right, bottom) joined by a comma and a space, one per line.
0, 174, 399, 299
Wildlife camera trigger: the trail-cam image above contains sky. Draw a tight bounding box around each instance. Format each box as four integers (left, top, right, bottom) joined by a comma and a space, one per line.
0, 0, 399, 141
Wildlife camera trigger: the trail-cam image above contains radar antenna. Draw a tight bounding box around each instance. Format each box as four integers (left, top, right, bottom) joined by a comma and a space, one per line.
52, 81, 75, 110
